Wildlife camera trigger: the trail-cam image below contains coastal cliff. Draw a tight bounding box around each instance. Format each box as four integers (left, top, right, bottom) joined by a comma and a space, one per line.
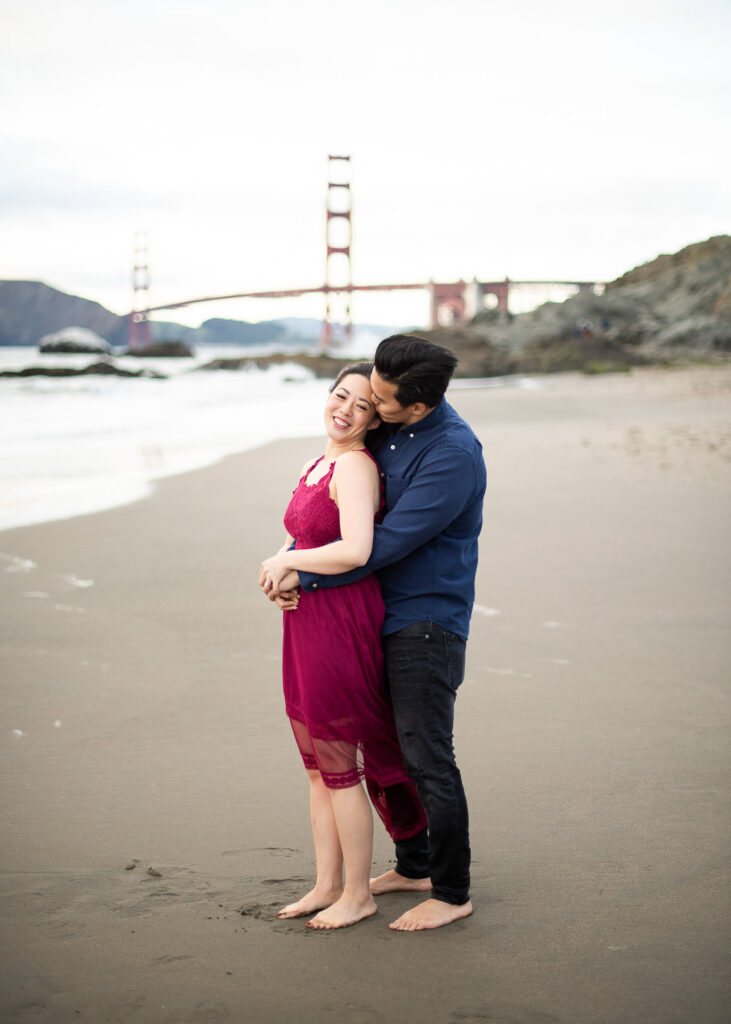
418, 235, 731, 376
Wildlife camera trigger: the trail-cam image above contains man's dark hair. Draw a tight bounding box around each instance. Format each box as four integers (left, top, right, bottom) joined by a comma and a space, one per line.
374, 334, 458, 409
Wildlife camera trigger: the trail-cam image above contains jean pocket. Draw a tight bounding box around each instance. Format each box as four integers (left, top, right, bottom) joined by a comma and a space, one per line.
390, 621, 433, 640
384, 627, 433, 682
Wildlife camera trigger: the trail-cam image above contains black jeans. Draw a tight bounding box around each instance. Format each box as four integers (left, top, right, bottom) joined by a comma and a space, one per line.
383, 621, 471, 906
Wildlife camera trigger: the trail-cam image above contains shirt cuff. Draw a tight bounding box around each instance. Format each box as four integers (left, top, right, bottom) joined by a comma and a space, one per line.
297, 570, 320, 592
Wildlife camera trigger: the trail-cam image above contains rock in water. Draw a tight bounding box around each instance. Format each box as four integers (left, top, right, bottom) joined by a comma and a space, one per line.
39, 326, 112, 354
124, 340, 194, 358
0, 361, 166, 379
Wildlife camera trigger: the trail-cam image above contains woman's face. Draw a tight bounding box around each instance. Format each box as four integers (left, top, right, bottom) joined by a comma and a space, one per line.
324, 373, 378, 445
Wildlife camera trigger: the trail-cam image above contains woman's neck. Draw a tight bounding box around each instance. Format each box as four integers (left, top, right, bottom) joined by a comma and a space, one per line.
324, 439, 366, 460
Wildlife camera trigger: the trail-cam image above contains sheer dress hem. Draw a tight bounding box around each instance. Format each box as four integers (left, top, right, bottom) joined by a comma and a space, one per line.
288, 715, 428, 841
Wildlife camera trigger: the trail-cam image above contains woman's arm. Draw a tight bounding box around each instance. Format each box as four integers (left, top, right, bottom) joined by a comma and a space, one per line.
259, 452, 379, 590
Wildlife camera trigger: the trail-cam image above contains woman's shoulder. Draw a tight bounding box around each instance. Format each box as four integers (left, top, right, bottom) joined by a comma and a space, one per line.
335, 448, 378, 467
333, 449, 380, 482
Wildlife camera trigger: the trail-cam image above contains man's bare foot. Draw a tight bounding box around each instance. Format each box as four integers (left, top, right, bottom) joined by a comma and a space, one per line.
369, 869, 432, 895
389, 897, 473, 931
306, 894, 377, 930
275, 885, 342, 919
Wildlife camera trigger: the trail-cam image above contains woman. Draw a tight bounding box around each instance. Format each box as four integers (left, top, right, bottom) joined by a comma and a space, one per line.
259, 362, 426, 930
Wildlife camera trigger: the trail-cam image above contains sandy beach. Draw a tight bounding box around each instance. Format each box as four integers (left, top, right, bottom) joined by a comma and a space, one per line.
1, 365, 729, 1024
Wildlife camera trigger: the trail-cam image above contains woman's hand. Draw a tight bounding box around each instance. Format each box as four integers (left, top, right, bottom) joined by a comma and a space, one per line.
259, 552, 293, 595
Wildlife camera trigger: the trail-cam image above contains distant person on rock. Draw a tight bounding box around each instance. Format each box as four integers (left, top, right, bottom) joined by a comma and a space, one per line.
262, 335, 486, 931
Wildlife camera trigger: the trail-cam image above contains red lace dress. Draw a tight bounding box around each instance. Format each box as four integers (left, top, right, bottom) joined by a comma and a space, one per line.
281, 452, 426, 840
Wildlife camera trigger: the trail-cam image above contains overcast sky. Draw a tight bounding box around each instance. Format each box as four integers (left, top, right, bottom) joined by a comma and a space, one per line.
2, 0, 729, 327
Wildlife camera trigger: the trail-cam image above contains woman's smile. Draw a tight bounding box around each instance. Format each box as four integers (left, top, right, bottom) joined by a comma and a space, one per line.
323, 373, 379, 447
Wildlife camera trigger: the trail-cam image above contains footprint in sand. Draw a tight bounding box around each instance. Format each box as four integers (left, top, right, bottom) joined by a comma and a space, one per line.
1, 553, 37, 573
61, 574, 95, 589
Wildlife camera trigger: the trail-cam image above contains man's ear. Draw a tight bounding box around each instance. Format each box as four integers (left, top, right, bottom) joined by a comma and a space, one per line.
410, 402, 427, 419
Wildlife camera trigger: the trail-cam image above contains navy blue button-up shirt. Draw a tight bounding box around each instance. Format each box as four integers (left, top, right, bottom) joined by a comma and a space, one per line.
298, 397, 486, 640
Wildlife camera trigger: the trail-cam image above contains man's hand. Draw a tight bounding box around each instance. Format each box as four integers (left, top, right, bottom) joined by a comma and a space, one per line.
271, 588, 300, 611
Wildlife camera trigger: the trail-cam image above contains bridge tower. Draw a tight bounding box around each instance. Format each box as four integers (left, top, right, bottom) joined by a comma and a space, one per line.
321, 154, 352, 349
429, 280, 468, 328
130, 231, 152, 349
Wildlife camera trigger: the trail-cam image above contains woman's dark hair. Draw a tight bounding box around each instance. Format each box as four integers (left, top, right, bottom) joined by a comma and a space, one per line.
329, 361, 387, 453
374, 334, 458, 409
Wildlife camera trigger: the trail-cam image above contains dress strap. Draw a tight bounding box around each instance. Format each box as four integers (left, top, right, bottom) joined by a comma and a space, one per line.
303, 448, 375, 484
302, 454, 326, 482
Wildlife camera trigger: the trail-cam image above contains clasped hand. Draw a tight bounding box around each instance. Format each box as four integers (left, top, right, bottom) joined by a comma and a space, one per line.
259, 552, 292, 595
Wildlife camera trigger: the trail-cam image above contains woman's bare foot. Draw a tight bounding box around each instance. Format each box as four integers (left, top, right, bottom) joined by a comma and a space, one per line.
275, 885, 342, 919
306, 894, 377, 930
389, 897, 473, 931
369, 869, 432, 895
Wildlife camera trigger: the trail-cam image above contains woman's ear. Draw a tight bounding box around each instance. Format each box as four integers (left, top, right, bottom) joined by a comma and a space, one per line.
367, 418, 381, 431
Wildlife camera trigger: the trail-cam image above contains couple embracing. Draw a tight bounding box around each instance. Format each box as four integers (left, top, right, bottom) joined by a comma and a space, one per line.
259, 335, 486, 932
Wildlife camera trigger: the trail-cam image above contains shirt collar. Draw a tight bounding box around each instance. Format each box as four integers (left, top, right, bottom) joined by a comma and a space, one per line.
388, 396, 447, 436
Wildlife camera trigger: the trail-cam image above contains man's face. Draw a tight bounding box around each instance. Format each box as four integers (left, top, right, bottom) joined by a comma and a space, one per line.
370, 369, 415, 424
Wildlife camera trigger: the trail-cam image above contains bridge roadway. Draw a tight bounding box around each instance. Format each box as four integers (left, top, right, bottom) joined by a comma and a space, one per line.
133, 279, 601, 319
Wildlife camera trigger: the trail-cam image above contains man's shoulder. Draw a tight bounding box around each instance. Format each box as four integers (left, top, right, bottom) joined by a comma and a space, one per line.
432, 401, 482, 454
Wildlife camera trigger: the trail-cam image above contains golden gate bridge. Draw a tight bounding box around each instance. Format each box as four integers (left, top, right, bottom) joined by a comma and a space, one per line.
128, 156, 602, 349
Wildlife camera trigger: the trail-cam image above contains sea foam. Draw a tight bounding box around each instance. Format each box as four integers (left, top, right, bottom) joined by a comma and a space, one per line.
0, 349, 326, 530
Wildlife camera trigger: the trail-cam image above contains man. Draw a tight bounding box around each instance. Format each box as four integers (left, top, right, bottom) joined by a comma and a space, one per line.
270, 334, 486, 931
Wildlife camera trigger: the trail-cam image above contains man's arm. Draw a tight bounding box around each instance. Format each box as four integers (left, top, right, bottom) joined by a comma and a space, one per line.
298, 444, 478, 592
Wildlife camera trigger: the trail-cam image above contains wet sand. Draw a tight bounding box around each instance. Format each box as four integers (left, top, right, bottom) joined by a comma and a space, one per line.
1, 365, 729, 1023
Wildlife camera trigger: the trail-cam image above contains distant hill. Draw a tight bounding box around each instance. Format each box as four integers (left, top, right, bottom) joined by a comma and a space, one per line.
0, 280, 400, 349
0, 281, 128, 347
147, 317, 292, 347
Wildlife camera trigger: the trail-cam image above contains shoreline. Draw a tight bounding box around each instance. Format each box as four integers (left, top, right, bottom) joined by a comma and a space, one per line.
0, 367, 539, 535
1, 365, 729, 1022
1, 363, 728, 536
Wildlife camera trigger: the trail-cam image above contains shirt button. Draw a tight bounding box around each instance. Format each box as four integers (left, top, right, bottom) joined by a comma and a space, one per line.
409, 433, 414, 438
312, 583, 318, 589
390, 444, 396, 450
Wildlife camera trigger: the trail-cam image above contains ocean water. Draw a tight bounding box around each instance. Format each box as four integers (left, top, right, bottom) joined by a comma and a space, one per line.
0, 346, 534, 532
0, 346, 330, 531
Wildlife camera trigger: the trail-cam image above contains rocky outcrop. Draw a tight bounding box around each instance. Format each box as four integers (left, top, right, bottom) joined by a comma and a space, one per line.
39, 326, 112, 354
198, 352, 349, 378
419, 235, 731, 375
0, 360, 166, 379
124, 340, 195, 358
